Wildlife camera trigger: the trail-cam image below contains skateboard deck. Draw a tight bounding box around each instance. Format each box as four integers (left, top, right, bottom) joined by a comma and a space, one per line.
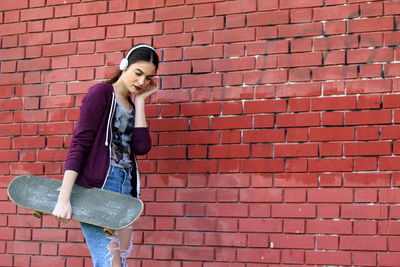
8, 175, 143, 235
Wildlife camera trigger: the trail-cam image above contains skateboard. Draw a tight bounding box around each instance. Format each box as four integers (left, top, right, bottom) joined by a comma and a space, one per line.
7, 175, 143, 236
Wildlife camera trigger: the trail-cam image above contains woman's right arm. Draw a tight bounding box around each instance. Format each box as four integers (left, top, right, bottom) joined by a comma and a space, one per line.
52, 85, 109, 221
51, 170, 78, 221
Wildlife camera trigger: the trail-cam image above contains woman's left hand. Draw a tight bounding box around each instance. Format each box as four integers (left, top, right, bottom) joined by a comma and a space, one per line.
135, 79, 159, 102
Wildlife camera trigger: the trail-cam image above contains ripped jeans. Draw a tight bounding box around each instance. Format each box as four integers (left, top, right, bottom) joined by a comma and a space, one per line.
80, 166, 134, 267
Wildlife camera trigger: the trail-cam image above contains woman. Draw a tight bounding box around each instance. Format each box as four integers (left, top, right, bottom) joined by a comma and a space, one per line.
52, 44, 159, 267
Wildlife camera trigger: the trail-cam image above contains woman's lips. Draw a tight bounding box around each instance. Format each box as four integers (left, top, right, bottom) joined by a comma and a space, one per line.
134, 85, 142, 91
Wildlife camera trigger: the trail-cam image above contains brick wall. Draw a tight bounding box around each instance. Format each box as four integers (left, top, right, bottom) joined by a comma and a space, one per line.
1, 0, 400, 266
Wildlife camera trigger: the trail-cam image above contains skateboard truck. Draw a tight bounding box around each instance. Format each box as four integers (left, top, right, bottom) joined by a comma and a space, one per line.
32, 211, 43, 218
31, 210, 114, 237
104, 228, 115, 236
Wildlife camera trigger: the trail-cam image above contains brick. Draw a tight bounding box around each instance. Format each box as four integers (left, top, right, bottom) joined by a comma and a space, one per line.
381, 157, 400, 171
211, 116, 252, 130
349, 17, 394, 33
380, 252, 400, 266
270, 234, 314, 249
184, 17, 223, 32
215, 28, 255, 43
215, 0, 256, 15
272, 204, 315, 218
277, 83, 321, 97
244, 100, 286, 114
0, 22, 26, 37
279, 52, 322, 68
237, 248, 280, 264
156, 5, 193, 21
153, 89, 189, 103
69, 54, 105, 68
15, 110, 47, 123
309, 158, 353, 172
348, 47, 393, 64
177, 159, 218, 173
40, 95, 74, 109
288, 67, 311, 81
340, 236, 387, 251
19, 32, 51, 46
280, 0, 323, 9
279, 23, 323, 38
71, 2, 107, 16
306, 251, 352, 266
0, 0, 28, 11
240, 189, 282, 203
181, 102, 220, 116
248, 10, 289, 26
174, 247, 214, 261
247, 40, 289, 55
313, 65, 358, 81
308, 189, 353, 203
276, 113, 320, 128
71, 28, 105, 42
209, 144, 250, 159
314, 4, 358, 21
214, 57, 255, 72
274, 174, 318, 188
275, 144, 318, 158
13, 137, 45, 149
354, 157, 377, 171
18, 58, 50, 72
379, 189, 400, 204
357, 95, 381, 110
182, 73, 222, 88
344, 141, 391, 156
144, 231, 183, 245
128, 0, 164, 10
126, 23, 163, 37
345, 110, 392, 125
344, 173, 390, 187
205, 232, 246, 247
342, 205, 388, 219
291, 9, 313, 24
245, 69, 287, 84
155, 33, 192, 48
7, 241, 40, 255
243, 129, 285, 143
176, 218, 217, 232
317, 113, 340, 127
59, 243, 89, 257
311, 96, 356, 111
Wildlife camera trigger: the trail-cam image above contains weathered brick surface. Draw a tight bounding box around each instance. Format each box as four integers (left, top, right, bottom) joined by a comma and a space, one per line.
1, 0, 400, 265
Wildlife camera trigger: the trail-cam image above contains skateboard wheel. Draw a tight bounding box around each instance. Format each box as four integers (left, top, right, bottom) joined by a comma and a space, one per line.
32, 211, 42, 218
104, 228, 114, 236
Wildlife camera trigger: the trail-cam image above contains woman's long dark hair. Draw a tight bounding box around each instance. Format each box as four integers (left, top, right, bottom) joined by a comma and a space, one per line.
106, 44, 159, 84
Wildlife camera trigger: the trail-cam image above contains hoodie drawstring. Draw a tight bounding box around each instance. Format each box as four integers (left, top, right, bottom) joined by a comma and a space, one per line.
105, 92, 116, 147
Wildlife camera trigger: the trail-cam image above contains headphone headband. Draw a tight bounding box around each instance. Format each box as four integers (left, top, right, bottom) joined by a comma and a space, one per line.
119, 44, 157, 71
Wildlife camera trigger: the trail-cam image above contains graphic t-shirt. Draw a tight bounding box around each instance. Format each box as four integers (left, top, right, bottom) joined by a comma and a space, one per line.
110, 100, 135, 168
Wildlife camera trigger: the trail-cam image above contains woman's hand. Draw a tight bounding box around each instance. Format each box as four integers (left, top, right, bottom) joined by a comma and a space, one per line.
52, 199, 72, 224
135, 78, 159, 103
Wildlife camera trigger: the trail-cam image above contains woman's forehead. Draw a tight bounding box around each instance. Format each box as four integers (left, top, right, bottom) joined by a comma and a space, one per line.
130, 61, 156, 75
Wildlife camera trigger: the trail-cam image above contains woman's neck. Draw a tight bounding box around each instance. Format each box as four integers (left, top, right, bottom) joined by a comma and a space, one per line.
112, 81, 130, 100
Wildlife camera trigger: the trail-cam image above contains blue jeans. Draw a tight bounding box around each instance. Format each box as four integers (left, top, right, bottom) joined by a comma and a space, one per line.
80, 166, 134, 267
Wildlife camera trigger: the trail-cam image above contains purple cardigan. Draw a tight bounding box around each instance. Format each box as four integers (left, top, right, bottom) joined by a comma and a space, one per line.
65, 83, 151, 198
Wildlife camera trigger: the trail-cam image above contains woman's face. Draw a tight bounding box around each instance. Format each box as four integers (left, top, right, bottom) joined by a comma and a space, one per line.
120, 61, 156, 95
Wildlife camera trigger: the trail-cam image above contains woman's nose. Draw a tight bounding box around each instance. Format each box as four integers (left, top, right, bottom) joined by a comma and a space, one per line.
138, 76, 145, 85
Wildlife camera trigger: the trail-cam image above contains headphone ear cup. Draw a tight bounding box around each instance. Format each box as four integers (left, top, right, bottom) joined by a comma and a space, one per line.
119, 58, 128, 70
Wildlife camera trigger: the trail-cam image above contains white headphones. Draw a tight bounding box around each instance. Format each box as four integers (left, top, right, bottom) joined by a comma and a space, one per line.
119, 44, 157, 71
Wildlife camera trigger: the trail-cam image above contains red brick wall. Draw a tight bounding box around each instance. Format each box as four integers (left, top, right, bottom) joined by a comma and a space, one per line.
1, 0, 400, 266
